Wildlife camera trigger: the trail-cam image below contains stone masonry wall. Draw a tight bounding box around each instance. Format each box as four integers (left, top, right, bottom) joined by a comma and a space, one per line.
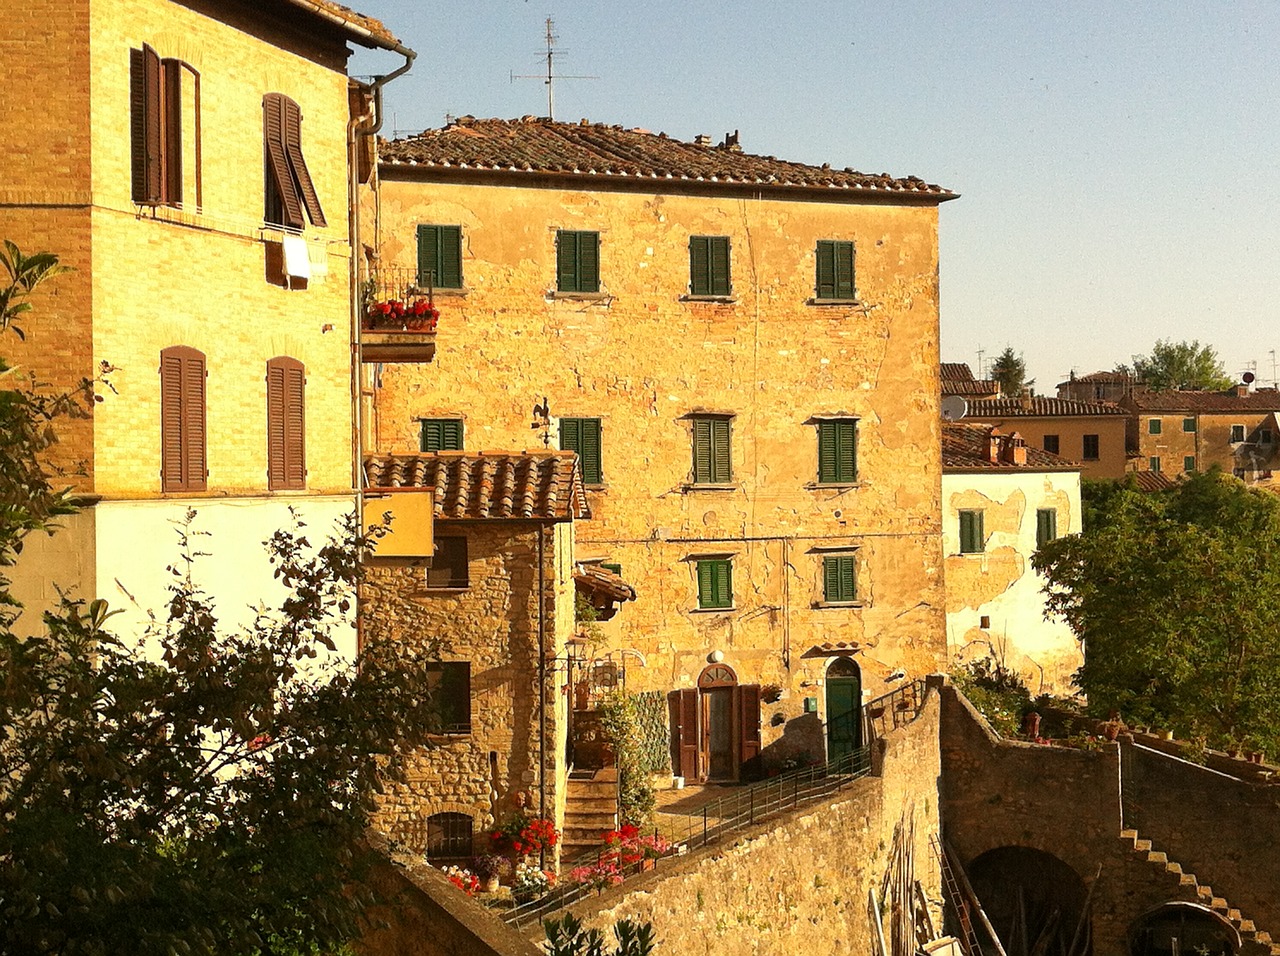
365, 520, 575, 856
557, 683, 944, 956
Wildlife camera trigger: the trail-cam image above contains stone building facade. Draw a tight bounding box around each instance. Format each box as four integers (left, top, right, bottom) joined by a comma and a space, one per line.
364, 116, 954, 782
962, 396, 1130, 480
940, 423, 1083, 694
0, 0, 410, 643
362, 451, 586, 859
1121, 386, 1280, 480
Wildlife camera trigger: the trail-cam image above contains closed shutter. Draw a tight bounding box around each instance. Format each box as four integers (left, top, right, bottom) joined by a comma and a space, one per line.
161, 346, 206, 493
420, 418, 463, 453
709, 237, 731, 295
1036, 509, 1057, 548
556, 230, 577, 292
579, 232, 599, 291
817, 241, 855, 299
417, 225, 462, 289
131, 45, 163, 204
697, 559, 732, 609
668, 688, 700, 780
712, 419, 730, 482
693, 418, 731, 483
281, 96, 326, 227
266, 357, 305, 490
818, 420, 858, 483
960, 511, 984, 553
823, 555, 856, 603
263, 94, 303, 229
560, 417, 602, 484
833, 241, 854, 299
689, 235, 710, 296
736, 684, 762, 777
417, 224, 438, 288
693, 418, 712, 482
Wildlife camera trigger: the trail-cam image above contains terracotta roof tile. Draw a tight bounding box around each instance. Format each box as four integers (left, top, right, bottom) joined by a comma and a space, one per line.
940, 363, 977, 382
363, 451, 589, 521
574, 563, 637, 604
380, 117, 955, 201
943, 379, 1000, 397
1124, 389, 1280, 413
942, 422, 1080, 471
1127, 471, 1178, 492
281, 0, 401, 47
965, 397, 1128, 417
1056, 370, 1133, 388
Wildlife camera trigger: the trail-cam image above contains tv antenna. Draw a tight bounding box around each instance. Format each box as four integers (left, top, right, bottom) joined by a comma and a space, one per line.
511, 17, 597, 121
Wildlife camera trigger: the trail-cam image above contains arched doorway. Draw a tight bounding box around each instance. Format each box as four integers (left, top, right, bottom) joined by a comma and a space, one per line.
1129, 902, 1240, 956
825, 657, 862, 767
966, 846, 1091, 955
699, 664, 738, 781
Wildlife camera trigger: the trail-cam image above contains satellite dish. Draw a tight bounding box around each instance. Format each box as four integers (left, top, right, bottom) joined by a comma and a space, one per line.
1243, 372, 1256, 385
941, 396, 968, 421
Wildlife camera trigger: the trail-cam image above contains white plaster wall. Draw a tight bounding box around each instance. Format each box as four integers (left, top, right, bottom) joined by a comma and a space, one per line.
95, 495, 358, 659
942, 470, 1082, 695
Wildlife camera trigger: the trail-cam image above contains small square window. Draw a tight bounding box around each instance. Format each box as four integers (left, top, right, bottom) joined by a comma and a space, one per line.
959, 510, 985, 554
696, 559, 733, 609
1231, 424, 1246, 443
1183, 456, 1197, 473
420, 418, 463, 452
1035, 509, 1057, 548
417, 224, 463, 289
560, 417, 603, 484
1182, 418, 1196, 433
817, 419, 858, 484
691, 416, 732, 484
1082, 434, 1100, 460
822, 554, 857, 603
689, 235, 731, 296
1149, 456, 1162, 473
556, 230, 600, 293
1043, 434, 1060, 455
815, 240, 855, 300
1148, 418, 1162, 435
426, 536, 468, 589
425, 662, 471, 734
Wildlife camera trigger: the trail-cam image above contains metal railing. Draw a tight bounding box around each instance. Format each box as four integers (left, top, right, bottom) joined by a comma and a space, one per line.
495, 677, 931, 929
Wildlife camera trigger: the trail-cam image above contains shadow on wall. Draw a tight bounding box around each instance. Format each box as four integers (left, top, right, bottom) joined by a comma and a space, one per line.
753, 713, 825, 778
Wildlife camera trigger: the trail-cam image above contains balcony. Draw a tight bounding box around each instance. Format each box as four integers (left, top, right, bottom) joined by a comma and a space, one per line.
360, 267, 438, 363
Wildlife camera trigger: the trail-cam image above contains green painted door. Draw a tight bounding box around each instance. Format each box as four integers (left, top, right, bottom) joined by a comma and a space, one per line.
826, 675, 862, 767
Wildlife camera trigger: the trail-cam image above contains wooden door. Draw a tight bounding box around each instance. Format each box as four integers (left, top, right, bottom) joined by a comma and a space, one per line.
825, 659, 862, 768
736, 684, 762, 779
668, 689, 699, 781
704, 688, 734, 781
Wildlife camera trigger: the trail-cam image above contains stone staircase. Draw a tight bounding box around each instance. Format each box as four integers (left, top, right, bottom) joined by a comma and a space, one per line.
1122, 828, 1280, 955
561, 768, 618, 858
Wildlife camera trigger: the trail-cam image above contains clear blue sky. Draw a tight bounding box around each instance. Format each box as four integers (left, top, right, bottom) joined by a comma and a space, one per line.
348, 1, 1280, 392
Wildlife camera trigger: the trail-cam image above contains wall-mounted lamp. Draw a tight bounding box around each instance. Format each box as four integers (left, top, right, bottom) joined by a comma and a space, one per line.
708, 649, 725, 664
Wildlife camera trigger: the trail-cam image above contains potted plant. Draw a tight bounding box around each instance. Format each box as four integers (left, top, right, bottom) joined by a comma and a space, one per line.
471, 853, 507, 893
511, 861, 555, 903
404, 299, 439, 331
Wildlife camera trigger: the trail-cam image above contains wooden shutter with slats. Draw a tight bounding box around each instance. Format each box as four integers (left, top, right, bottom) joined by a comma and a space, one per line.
160, 346, 206, 493
711, 419, 730, 482
131, 45, 163, 204
817, 240, 855, 299
263, 94, 303, 229
162, 58, 183, 204
266, 357, 305, 490
693, 418, 712, 482
823, 555, 856, 603
689, 236, 710, 295
736, 684, 762, 776
818, 420, 857, 483
709, 237, 731, 296
669, 688, 700, 780
281, 96, 326, 227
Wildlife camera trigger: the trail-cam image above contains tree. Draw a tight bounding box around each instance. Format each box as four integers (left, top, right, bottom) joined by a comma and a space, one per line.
1033, 469, 1280, 755
989, 347, 1033, 398
0, 246, 441, 956
1128, 339, 1234, 391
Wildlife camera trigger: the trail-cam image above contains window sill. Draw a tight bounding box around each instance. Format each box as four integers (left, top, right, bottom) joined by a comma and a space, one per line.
806, 298, 862, 307
955, 552, 985, 558
550, 291, 610, 302
814, 601, 864, 609
408, 285, 468, 297
680, 295, 737, 304
682, 482, 738, 492
690, 605, 735, 614
806, 481, 861, 491
1081, 458, 1100, 462
414, 586, 470, 595
583, 483, 608, 492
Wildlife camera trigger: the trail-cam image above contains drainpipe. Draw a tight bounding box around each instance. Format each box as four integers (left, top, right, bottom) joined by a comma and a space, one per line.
538, 524, 548, 865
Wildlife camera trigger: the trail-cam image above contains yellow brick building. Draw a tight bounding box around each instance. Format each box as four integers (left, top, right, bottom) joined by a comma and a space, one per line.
366, 117, 954, 783
1122, 387, 1280, 480
0, 0, 408, 641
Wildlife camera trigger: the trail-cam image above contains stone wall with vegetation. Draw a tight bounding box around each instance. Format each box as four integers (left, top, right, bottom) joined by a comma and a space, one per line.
554, 685, 944, 955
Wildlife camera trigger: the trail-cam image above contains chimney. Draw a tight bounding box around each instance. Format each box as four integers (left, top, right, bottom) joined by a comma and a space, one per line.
1236, 384, 1250, 398
987, 428, 1002, 465
721, 130, 741, 151
693, 134, 712, 147
999, 432, 1029, 466
1019, 389, 1034, 411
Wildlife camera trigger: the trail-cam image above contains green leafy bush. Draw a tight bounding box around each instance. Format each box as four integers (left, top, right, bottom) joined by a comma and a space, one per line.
597, 692, 657, 826
951, 657, 1031, 737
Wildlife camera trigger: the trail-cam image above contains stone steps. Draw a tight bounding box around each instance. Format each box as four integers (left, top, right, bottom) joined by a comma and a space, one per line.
561, 768, 618, 857
1122, 828, 1280, 955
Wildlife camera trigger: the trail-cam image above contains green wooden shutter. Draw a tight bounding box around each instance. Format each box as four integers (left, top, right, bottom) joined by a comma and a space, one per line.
697, 559, 732, 609
421, 419, 463, 452
579, 232, 599, 292
556, 231, 600, 293
716, 560, 733, 607
816, 241, 833, 299
417, 225, 438, 288
693, 418, 712, 482
418, 225, 462, 288
697, 560, 714, 607
710, 236, 731, 295
818, 421, 838, 483
818, 421, 858, 483
690, 236, 711, 296
556, 230, 577, 292
560, 417, 602, 483
823, 555, 856, 603
834, 241, 854, 299
960, 511, 985, 553
1036, 509, 1057, 548
712, 419, 730, 482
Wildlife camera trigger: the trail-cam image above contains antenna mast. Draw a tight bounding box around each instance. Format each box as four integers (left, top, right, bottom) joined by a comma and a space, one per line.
510, 17, 597, 121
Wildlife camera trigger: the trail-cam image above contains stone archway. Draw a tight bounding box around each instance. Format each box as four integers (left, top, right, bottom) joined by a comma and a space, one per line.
967, 846, 1092, 955
1129, 902, 1240, 956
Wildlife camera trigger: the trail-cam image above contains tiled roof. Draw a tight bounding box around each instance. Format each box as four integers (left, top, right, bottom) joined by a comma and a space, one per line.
380, 117, 955, 200
940, 363, 977, 382
574, 564, 637, 604
1127, 471, 1178, 492
281, 0, 401, 47
363, 451, 589, 521
965, 397, 1128, 418
1057, 370, 1132, 388
942, 423, 1080, 471
943, 379, 1000, 397
1125, 389, 1280, 413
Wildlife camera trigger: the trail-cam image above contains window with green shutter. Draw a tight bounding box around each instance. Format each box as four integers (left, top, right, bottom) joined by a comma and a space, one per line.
1148, 418, 1162, 435
959, 510, 985, 554
696, 559, 733, 609
822, 554, 857, 603
556, 230, 600, 293
691, 416, 732, 483
689, 235, 731, 296
815, 240, 855, 300
1149, 456, 1161, 473
1184, 456, 1197, 473
559, 417, 603, 484
1182, 417, 1196, 433
817, 419, 858, 484
416, 224, 462, 289
420, 418, 463, 452
1035, 509, 1057, 548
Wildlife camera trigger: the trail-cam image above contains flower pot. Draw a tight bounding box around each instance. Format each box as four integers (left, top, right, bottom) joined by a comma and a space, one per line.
482, 876, 500, 893
867, 707, 885, 720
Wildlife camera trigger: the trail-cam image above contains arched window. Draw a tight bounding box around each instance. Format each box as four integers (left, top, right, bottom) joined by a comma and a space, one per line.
698, 663, 737, 688
426, 811, 473, 861
827, 656, 860, 678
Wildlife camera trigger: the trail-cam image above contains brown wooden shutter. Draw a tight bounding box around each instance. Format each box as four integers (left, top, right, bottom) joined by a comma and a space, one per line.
282, 97, 326, 227
266, 357, 305, 490
160, 346, 206, 492
737, 684, 762, 777
131, 45, 163, 203
263, 94, 304, 229
668, 689, 699, 781
162, 58, 183, 204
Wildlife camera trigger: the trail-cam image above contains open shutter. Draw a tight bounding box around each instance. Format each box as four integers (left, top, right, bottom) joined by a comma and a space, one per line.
580, 419, 601, 483
281, 96, 326, 226
710, 237, 731, 295
131, 45, 163, 203
736, 684, 762, 778
669, 688, 700, 781
689, 236, 710, 295
834, 241, 855, 299
712, 419, 731, 482
162, 58, 183, 204
263, 94, 304, 229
